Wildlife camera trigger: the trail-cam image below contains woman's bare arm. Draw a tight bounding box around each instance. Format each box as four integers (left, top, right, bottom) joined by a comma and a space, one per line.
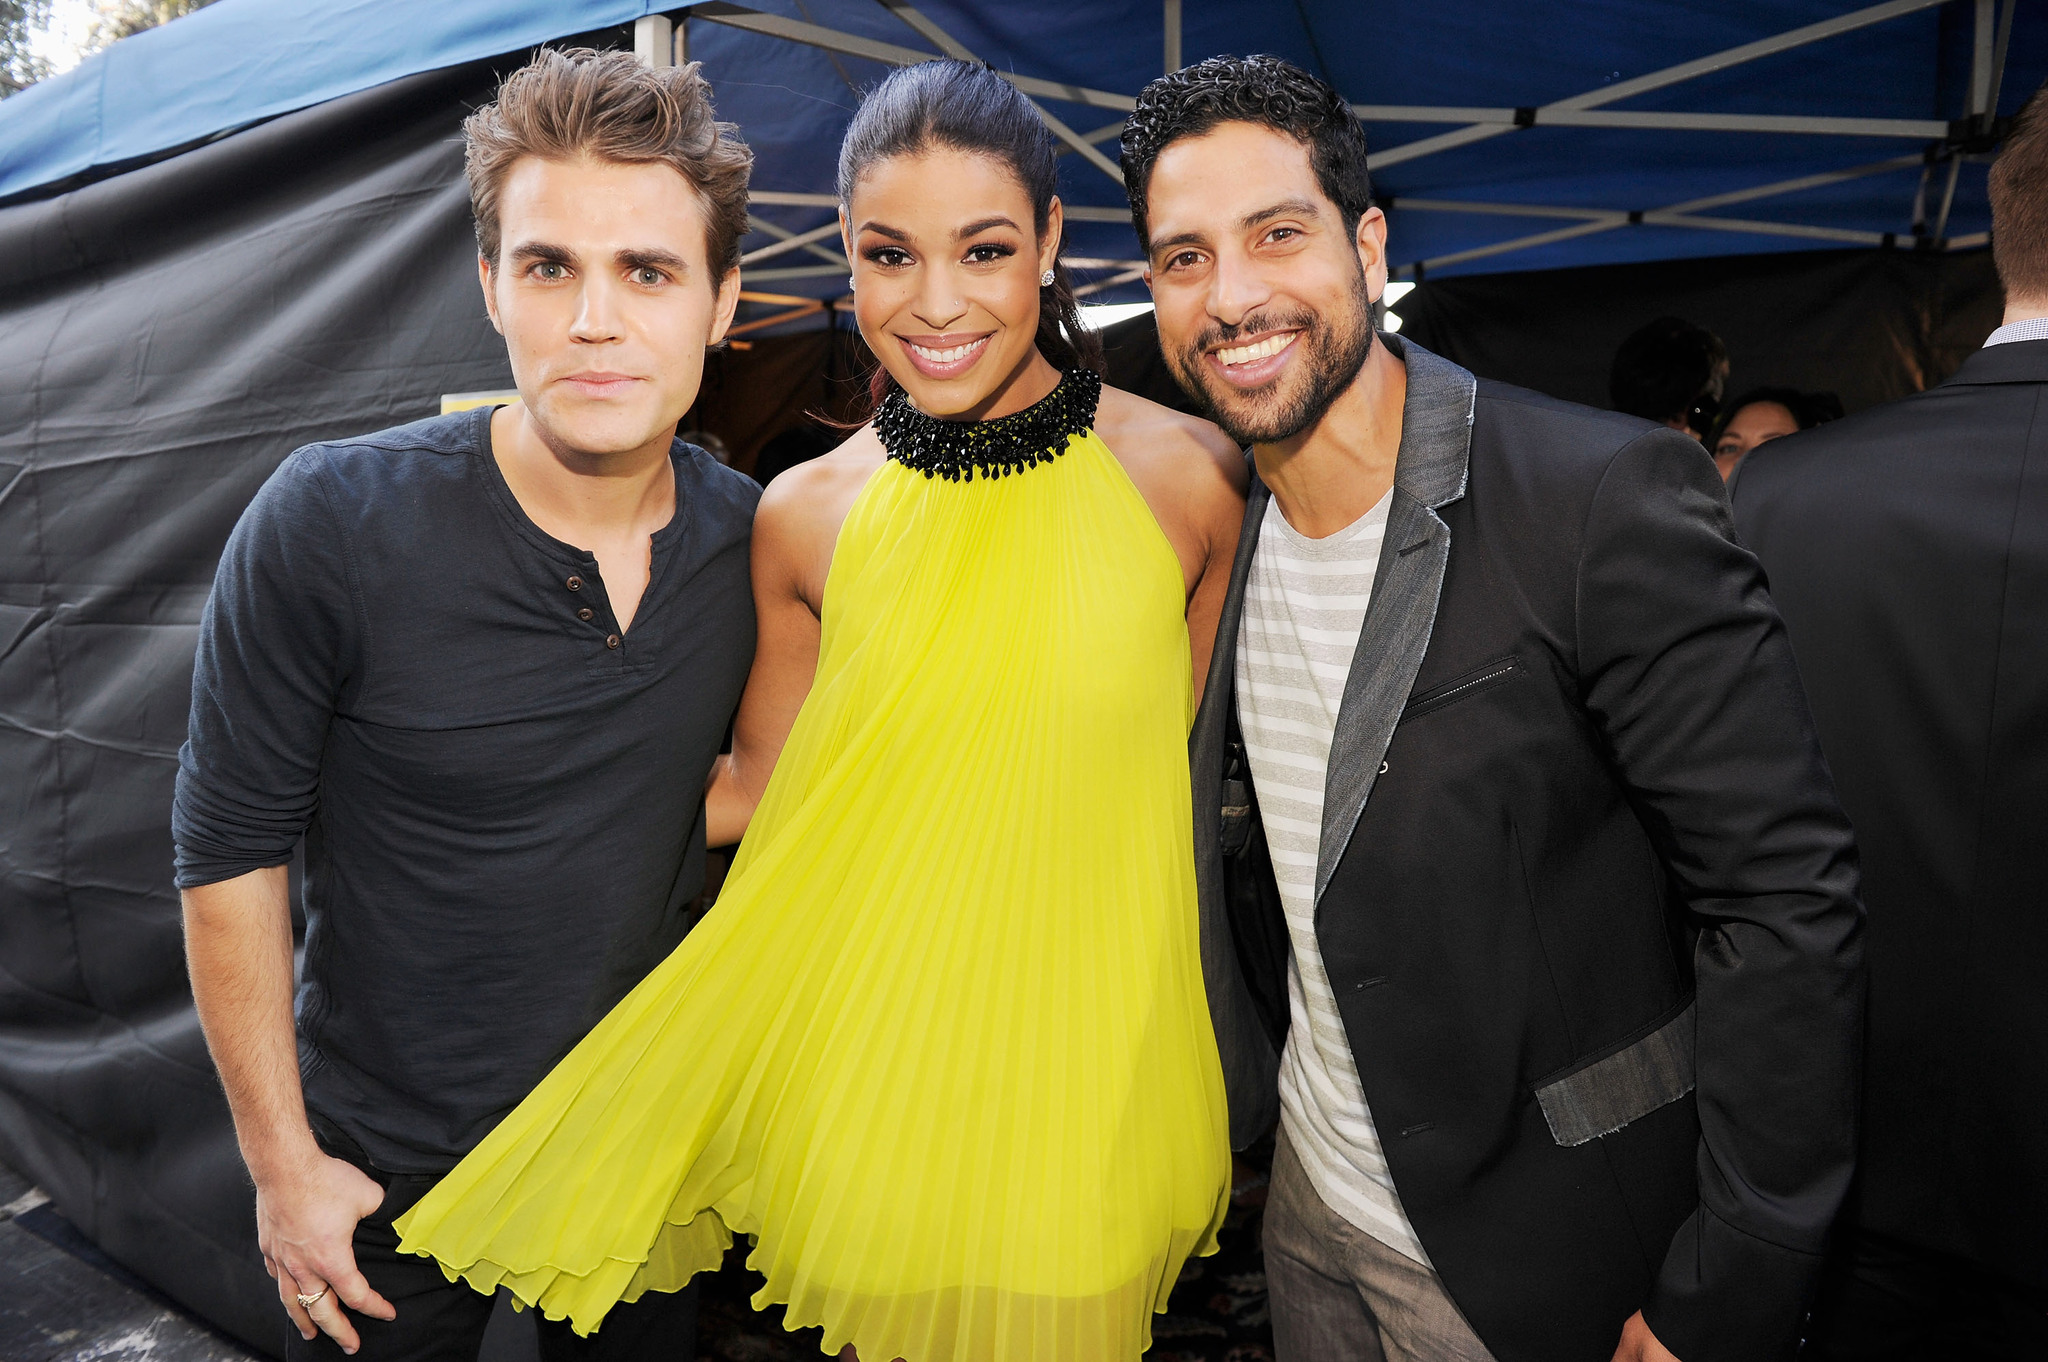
705, 437, 887, 847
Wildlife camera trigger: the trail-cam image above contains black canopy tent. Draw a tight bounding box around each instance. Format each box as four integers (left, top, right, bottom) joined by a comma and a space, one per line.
0, 2, 2042, 1355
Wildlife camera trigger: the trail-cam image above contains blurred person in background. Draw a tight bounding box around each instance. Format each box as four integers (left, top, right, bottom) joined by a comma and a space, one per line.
1709, 387, 1843, 481
748, 420, 833, 485
1733, 83, 2048, 1362
677, 428, 732, 465
1610, 315, 1729, 442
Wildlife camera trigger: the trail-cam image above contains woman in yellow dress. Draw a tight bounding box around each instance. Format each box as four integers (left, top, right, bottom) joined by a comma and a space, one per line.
395, 59, 1247, 1361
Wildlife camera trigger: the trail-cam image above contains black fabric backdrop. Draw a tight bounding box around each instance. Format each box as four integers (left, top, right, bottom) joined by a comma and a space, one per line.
0, 56, 526, 1355
0, 39, 2012, 1360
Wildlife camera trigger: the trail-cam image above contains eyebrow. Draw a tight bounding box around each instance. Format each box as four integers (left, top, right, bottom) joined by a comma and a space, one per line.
955, 214, 1021, 240
508, 240, 576, 266
1241, 198, 1323, 230
617, 247, 691, 275
854, 215, 1025, 245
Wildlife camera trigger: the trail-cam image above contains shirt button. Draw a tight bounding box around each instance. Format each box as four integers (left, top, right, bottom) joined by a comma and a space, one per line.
577, 607, 594, 621
606, 633, 621, 649
566, 575, 582, 591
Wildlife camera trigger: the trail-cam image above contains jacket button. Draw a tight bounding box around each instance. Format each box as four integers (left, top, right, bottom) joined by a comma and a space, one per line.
566, 575, 582, 591
577, 607, 594, 621
605, 634, 621, 650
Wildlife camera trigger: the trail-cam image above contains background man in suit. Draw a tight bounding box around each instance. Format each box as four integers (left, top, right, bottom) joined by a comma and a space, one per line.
1123, 56, 1865, 1362
1732, 83, 2048, 1362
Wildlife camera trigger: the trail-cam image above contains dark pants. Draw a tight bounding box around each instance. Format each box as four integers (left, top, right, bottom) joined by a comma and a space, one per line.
290, 1126, 697, 1362
1804, 1228, 2047, 1362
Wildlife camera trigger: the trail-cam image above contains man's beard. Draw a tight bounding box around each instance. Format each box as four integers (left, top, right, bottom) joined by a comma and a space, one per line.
1167, 270, 1378, 447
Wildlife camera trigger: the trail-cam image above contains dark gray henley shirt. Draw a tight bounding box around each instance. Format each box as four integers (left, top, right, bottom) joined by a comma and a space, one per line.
173, 407, 758, 1173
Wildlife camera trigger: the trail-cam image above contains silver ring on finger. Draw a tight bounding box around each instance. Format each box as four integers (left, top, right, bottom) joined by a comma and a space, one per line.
295, 1286, 331, 1310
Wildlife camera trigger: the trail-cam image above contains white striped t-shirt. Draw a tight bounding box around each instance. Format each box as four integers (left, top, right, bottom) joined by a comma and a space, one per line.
1235, 488, 1430, 1265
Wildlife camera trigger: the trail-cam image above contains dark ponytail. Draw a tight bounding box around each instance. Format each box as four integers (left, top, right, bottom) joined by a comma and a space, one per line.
837, 60, 1104, 414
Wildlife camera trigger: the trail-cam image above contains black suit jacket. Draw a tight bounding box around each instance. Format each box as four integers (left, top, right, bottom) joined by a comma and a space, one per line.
1189, 336, 1865, 1362
1732, 337, 2048, 1295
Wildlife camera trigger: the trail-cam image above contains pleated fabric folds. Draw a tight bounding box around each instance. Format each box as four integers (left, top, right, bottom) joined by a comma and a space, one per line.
393, 431, 1232, 1361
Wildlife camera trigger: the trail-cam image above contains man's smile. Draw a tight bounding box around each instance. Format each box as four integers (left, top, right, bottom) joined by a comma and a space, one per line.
1207, 327, 1303, 388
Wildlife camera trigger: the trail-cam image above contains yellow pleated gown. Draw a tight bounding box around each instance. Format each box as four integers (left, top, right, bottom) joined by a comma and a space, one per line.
393, 412, 1232, 1361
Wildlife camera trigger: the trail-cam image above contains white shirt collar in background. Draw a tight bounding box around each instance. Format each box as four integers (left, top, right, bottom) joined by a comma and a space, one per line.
1983, 316, 2048, 346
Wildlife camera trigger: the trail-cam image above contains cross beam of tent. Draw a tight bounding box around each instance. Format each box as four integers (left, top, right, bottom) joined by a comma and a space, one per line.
630, 0, 2015, 305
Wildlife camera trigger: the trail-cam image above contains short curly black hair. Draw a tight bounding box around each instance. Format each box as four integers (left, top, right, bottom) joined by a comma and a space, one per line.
1120, 54, 1371, 249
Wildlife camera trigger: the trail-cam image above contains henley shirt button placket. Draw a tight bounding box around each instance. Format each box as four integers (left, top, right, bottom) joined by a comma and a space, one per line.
578, 607, 594, 621
606, 634, 622, 650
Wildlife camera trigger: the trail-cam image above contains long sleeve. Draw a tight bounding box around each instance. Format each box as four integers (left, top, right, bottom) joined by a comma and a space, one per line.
1574, 428, 1865, 1362
173, 448, 358, 889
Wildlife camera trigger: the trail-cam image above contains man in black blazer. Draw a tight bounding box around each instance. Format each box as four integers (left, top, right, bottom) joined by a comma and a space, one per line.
1122, 58, 1864, 1362
1731, 86, 2048, 1361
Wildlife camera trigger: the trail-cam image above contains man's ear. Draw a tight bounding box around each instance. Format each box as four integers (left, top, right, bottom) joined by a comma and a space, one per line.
478, 254, 505, 335
706, 266, 743, 346
1355, 206, 1391, 306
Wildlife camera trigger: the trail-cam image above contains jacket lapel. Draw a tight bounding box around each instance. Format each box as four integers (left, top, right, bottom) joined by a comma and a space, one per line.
1315, 337, 1477, 902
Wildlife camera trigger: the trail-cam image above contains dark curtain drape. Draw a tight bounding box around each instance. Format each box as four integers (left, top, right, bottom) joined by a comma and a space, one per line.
0, 55, 530, 1354
1389, 245, 2005, 414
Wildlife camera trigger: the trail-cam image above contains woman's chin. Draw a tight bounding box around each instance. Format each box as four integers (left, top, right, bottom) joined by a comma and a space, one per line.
891, 370, 998, 420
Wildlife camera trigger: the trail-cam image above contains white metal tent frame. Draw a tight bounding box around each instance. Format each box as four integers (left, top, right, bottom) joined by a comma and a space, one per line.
630, 0, 2020, 334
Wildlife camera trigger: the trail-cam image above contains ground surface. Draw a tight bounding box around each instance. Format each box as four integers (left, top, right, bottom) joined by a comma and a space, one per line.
0, 1160, 262, 1362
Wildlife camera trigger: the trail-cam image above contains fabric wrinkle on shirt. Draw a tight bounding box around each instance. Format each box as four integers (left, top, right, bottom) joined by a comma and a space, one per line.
1236, 485, 1432, 1267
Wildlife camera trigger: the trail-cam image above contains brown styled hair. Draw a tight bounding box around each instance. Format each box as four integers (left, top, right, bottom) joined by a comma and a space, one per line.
464, 47, 753, 279
1990, 83, 2048, 302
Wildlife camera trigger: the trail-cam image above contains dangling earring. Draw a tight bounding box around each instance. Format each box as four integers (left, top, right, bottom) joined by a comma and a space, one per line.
1040, 268, 1055, 287
847, 275, 857, 293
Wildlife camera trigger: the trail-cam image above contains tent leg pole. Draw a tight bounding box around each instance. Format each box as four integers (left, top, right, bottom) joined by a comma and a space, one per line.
635, 14, 675, 67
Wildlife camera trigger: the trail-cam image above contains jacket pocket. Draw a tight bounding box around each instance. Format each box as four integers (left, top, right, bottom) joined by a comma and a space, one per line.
1400, 654, 1525, 722
1533, 996, 1696, 1147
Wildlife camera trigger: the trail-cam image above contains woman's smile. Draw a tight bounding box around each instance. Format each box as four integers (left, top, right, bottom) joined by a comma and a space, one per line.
896, 330, 994, 379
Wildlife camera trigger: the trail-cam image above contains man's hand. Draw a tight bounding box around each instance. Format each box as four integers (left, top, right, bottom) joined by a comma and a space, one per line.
1610, 1310, 1682, 1362
255, 1146, 395, 1355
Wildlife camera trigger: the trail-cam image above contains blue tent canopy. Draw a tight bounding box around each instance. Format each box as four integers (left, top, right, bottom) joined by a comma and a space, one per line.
2, 0, 2042, 306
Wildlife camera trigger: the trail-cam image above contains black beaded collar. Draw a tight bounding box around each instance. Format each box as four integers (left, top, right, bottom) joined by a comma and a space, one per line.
874, 366, 1102, 482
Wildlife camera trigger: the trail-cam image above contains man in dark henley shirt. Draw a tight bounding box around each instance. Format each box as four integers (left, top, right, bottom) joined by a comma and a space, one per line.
174, 48, 761, 1362
173, 405, 756, 1168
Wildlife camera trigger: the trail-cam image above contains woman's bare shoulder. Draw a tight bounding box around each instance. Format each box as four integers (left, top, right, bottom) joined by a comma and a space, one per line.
1094, 384, 1247, 496
756, 426, 889, 539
